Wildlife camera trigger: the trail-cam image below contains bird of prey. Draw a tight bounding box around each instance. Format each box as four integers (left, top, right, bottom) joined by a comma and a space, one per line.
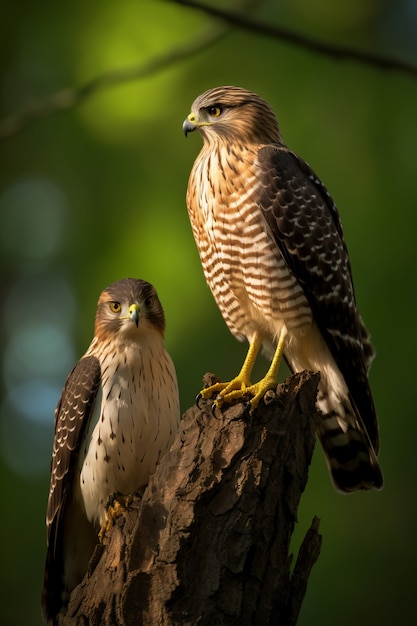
41, 278, 180, 624
183, 85, 382, 493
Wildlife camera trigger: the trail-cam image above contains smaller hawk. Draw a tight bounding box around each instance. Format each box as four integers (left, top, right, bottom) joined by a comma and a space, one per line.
183, 85, 382, 493
41, 278, 180, 624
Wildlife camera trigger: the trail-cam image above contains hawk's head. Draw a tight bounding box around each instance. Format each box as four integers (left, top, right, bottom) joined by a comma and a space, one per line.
183, 85, 283, 146
94, 278, 166, 341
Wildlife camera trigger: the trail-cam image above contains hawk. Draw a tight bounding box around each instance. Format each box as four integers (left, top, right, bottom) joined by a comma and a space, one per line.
183, 85, 382, 493
41, 278, 180, 624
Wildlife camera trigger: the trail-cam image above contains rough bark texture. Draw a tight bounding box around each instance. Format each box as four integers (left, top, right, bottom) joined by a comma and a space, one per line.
58, 371, 322, 626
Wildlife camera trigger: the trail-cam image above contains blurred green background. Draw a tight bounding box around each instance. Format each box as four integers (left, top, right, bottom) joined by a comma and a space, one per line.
1, 1, 416, 624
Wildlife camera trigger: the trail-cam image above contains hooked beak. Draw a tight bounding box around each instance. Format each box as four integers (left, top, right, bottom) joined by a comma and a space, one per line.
129, 303, 140, 328
183, 113, 197, 137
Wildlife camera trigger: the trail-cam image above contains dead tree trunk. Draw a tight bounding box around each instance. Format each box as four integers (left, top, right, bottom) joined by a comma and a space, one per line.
59, 371, 322, 626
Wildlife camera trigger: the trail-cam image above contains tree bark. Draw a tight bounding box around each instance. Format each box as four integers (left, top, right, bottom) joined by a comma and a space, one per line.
58, 371, 322, 626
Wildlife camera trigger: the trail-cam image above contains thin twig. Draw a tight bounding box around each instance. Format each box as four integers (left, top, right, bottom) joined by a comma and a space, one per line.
172, 0, 417, 78
0, 0, 254, 142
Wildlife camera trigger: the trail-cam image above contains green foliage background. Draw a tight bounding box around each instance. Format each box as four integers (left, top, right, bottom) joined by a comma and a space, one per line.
0, 1, 416, 624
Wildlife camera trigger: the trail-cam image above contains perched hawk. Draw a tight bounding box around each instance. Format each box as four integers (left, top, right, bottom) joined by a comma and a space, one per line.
41, 278, 180, 624
183, 85, 382, 493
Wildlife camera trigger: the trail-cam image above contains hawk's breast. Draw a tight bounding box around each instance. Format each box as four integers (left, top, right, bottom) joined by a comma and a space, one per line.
79, 337, 179, 527
188, 145, 312, 348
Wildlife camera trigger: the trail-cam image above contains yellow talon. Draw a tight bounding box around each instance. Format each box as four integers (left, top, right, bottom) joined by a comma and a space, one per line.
199, 376, 250, 402
199, 327, 288, 413
98, 493, 134, 542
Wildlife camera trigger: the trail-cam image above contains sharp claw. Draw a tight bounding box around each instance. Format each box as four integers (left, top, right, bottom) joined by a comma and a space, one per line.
211, 400, 225, 420
196, 392, 203, 408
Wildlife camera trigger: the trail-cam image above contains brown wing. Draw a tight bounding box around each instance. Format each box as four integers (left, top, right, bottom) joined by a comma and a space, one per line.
41, 355, 101, 622
257, 145, 378, 450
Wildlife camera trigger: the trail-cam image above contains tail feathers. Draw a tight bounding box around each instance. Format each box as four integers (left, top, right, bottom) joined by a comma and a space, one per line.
41, 543, 65, 625
316, 406, 383, 493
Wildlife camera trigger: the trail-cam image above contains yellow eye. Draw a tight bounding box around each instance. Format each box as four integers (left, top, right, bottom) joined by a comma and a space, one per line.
207, 105, 223, 118
109, 302, 121, 313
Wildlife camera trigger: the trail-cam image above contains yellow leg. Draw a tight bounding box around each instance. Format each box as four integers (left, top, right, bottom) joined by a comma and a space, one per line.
199, 326, 288, 413
247, 325, 288, 411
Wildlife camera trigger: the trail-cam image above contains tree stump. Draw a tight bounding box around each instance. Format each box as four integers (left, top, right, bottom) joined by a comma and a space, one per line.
58, 371, 322, 626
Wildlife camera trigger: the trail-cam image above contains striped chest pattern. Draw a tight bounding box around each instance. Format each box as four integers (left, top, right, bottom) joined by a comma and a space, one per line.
187, 144, 311, 343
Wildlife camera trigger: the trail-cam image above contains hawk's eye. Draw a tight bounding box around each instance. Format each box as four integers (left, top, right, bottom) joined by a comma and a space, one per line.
207, 105, 223, 118
109, 302, 121, 313
144, 296, 154, 309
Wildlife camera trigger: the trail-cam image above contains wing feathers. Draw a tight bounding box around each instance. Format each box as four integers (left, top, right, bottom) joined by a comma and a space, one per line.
257, 145, 378, 448
42, 355, 101, 624
47, 355, 101, 528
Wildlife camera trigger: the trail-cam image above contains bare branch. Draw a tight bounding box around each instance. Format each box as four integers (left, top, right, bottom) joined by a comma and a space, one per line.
0, 31, 226, 141
0, 0, 262, 141
2, 0, 414, 141
171, 0, 417, 79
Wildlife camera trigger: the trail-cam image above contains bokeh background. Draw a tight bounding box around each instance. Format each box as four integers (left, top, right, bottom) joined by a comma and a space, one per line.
1, 1, 416, 624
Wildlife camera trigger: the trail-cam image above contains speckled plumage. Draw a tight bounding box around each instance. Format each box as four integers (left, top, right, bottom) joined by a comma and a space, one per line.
42, 278, 180, 624
183, 86, 382, 493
